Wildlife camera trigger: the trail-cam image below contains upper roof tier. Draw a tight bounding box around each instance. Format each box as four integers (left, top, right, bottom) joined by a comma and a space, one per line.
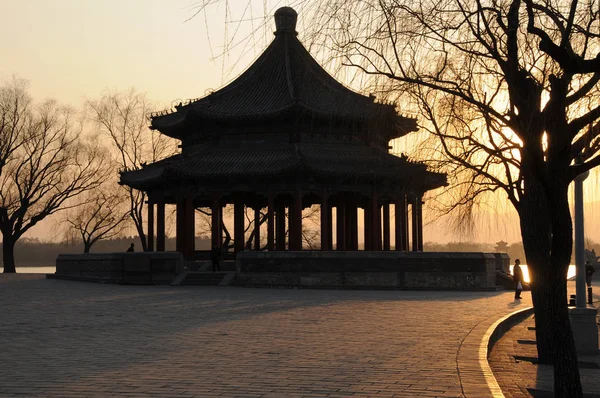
150, 7, 416, 138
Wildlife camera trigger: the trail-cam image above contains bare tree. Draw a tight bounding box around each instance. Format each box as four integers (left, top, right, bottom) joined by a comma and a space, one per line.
87, 89, 177, 251
0, 78, 31, 179
0, 87, 107, 273
63, 188, 129, 253
293, 0, 600, 393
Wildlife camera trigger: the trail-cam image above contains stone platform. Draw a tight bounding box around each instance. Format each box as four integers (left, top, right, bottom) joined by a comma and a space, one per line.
49, 252, 184, 284
235, 251, 505, 290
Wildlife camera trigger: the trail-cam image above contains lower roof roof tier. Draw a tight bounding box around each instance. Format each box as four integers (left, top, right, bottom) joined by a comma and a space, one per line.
120, 143, 446, 193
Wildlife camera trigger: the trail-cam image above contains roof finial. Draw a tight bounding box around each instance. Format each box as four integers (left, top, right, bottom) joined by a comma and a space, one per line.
274, 7, 298, 35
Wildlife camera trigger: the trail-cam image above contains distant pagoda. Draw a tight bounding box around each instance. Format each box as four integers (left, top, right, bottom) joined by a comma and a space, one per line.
120, 7, 446, 258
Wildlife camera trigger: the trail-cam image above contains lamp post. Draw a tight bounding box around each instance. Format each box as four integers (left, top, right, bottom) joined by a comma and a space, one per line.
570, 156, 597, 355
574, 157, 589, 308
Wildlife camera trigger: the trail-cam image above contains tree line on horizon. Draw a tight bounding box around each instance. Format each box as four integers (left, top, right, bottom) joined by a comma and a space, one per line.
2, 236, 212, 267
9, 236, 600, 267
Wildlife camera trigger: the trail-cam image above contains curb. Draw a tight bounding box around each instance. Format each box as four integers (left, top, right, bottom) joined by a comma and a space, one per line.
486, 306, 535, 356
458, 306, 534, 397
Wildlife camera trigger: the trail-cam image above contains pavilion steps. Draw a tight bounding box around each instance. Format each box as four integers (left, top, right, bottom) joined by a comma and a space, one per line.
172, 271, 235, 286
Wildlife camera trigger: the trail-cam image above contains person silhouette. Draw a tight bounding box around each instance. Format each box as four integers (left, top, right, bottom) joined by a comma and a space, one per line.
127, 243, 134, 252
513, 259, 524, 299
211, 245, 221, 272
586, 261, 595, 287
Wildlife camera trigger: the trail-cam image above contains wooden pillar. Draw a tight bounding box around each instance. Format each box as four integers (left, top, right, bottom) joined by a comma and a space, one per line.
383, 203, 390, 251
364, 204, 372, 251
176, 196, 185, 254
290, 190, 303, 250
376, 205, 382, 251
147, 201, 154, 252
234, 198, 245, 254
411, 196, 419, 252
320, 193, 330, 251
336, 201, 346, 250
395, 195, 407, 251
185, 191, 195, 260
345, 199, 358, 251
417, 196, 424, 251
276, 202, 286, 251
156, 200, 165, 251
211, 193, 222, 249
254, 206, 261, 251
267, 193, 275, 251
370, 192, 380, 251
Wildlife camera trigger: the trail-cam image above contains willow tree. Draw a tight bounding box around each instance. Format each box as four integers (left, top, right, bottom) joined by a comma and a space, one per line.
299, 0, 600, 394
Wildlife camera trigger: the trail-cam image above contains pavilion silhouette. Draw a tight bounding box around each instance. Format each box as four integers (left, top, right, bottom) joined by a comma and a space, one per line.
120, 7, 446, 260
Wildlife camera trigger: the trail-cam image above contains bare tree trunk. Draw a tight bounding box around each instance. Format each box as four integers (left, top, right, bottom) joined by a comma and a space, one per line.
131, 209, 147, 252
2, 237, 16, 273
520, 171, 582, 396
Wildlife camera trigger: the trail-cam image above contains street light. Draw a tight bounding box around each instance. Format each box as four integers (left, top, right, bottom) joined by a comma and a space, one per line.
574, 156, 590, 308
570, 156, 598, 355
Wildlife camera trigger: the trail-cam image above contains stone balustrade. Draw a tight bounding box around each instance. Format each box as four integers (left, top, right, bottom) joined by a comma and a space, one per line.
235, 251, 501, 290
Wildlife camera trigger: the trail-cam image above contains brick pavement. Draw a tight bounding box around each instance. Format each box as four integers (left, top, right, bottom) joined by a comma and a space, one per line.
489, 281, 600, 397
0, 274, 528, 398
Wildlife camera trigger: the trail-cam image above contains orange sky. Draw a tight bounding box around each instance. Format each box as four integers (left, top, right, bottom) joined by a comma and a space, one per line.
1, 0, 599, 244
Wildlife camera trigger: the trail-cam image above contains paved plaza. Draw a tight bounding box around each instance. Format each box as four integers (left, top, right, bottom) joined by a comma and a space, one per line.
0, 274, 530, 397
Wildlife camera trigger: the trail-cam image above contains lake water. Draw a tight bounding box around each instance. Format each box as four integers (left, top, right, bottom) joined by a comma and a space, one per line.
15, 266, 56, 274
510, 264, 577, 283
13, 264, 578, 282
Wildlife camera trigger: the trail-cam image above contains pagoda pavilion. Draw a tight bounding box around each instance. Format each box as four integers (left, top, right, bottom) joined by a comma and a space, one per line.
120, 7, 446, 260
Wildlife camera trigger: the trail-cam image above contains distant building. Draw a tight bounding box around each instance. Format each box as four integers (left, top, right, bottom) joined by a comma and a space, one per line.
120, 7, 446, 259
495, 240, 508, 252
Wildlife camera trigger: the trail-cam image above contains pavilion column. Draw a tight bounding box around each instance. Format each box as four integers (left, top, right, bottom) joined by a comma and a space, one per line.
276, 201, 286, 251
370, 192, 380, 251
254, 206, 261, 251
417, 196, 424, 251
211, 193, 222, 249
234, 198, 245, 254
394, 195, 407, 251
364, 204, 372, 251
147, 200, 154, 252
156, 199, 165, 252
345, 198, 358, 251
289, 190, 303, 251
185, 191, 195, 260
320, 192, 331, 251
336, 200, 346, 250
376, 205, 383, 251
411, 196, 419, 252
176, 195, 185, 254
382, 203, 390, 251
267, 193, 275, 251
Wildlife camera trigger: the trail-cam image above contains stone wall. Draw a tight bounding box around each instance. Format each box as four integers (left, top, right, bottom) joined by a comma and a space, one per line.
235, 251, 500, 290
51, 252, 184, 284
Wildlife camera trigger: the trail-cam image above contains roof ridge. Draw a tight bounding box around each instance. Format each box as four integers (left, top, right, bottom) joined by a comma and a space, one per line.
284, 34, 296, 103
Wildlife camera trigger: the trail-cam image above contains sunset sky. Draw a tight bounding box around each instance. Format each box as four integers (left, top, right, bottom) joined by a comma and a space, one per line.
1, 0, 599, 244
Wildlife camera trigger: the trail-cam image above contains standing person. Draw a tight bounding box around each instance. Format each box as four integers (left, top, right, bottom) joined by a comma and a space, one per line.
513, 259, 524, 299
126, 243, 135, 252
585, 261, 595, 287
211, 245, 221, 272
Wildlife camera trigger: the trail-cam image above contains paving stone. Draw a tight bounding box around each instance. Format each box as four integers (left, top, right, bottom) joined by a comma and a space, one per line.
1, 274, 529, 397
